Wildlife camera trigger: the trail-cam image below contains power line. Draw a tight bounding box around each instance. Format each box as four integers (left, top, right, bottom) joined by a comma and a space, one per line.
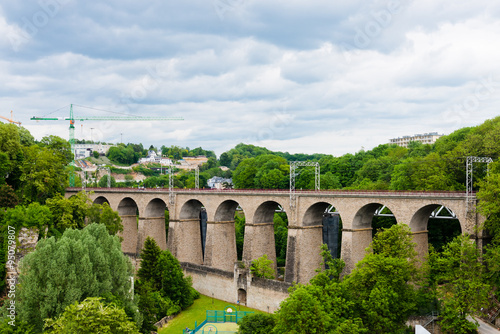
72, 104, 151, 118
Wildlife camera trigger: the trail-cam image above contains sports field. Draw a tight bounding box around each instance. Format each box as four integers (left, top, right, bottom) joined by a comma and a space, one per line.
158, 295, 262, 334
200, 322, 239, 331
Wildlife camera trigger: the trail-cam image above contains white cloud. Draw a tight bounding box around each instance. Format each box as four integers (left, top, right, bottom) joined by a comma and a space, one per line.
1, 1, 500, 157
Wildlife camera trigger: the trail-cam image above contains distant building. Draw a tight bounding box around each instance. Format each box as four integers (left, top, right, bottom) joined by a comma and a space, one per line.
74, 143, 115, 159
207, 177, 233, 190
138, 151, 172, 165
389, 132, 443, 148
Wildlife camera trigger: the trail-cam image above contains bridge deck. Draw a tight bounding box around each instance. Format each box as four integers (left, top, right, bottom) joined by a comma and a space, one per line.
69, 187, 468, 198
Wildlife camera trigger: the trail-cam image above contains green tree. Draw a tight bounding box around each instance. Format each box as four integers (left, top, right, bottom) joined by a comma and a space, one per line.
344, 224, 419, 333
0, 123, 24, 190
320, 171, 342, 190
17, 224, 136, 332
345, 255, 417, 333
238, 313, 275, 334
20, 145, 69, 203
477, 161, 500, 244
39, 135, 73, 164
3, 202, 53, 233
0, 318, 35, 334
273, 280, 365, 334
369, 224, 418, 262
107, 144, 140, 165
46, 192, 89, 232
17, 126, 35, 147
484, 243, 500, 299
0, 152, 11, 185
137, 237, 164, 288
98, 174, 117, 188
274, 213, 288, 267
86, 202, 123, 235
136, 237, 197, 331
135, 281, 179, 332
233, 155, 288, 189
273, 284, 330, 333
44, 297, 140, 334
250, 254, 275, 279
0, 184, 20, 208
233, 158, 258, 189
219, 152, 231, 167
138, 239, 197, 305
437, 234, 489, 333
235, 214, 245, 260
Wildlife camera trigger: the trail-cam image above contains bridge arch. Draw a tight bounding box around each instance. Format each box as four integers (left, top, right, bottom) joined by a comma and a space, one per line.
145, 198, 167, 218
410, 204, 462, 258
253, 200, 287, 224
285, 202, 343, 283
214, 200, 242, 222
352, 203, 397, 229
203, 200, 241, 272
117, 197, 139, 254
303, 202, 332, 227
180, 199, 205, 220
93, 196, 110, 205
410, 204, 462, 232
243, 200, 288, 276
348, 203, 399, 265
138, 198, 168, 252
169, 199, 207, 265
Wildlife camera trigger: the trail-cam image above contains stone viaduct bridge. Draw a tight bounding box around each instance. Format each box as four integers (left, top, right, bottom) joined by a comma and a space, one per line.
66, 188, 484, 284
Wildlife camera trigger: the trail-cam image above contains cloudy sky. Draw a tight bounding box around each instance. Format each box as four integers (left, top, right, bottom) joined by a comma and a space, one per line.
1, 0, 499, 157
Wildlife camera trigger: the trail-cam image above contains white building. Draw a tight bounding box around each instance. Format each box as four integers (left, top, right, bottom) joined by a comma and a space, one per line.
389, 132, 443, 148
207, 177, 233, 190
74, 143, 115, 159
138, 151, 172, 165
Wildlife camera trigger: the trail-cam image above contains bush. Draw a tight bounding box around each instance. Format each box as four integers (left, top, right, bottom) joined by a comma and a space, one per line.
250, 254, 275, 279
238, 313, 275, 334
44, 297, 140, 334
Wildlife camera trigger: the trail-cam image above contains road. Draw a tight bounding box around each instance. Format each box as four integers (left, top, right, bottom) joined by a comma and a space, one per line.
469, 317, 500, 334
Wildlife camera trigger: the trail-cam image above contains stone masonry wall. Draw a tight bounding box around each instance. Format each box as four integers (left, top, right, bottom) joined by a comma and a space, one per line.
6, 227, 40, 286
181, 262, 291, 313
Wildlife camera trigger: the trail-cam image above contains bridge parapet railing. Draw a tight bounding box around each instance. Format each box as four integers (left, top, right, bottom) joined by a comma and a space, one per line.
69, 187, 468, 198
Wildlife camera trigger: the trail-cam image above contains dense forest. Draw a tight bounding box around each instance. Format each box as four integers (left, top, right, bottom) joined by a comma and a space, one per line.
226, 116, 499, 192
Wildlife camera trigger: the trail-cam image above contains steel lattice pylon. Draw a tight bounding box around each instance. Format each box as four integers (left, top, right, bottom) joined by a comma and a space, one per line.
466, 156, 493, 213
195, 166, 199, 189
169, 165, 174, 205
289, 161, 320, 209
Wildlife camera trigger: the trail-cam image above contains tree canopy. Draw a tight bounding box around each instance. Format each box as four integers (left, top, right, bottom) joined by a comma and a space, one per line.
135, 237, 198, 332
17, 224, 137, 332
223, 116, 500, 193
44, 297, 140, 334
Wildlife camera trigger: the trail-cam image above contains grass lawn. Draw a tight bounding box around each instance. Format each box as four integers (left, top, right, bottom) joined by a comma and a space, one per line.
158, 295, 264, 334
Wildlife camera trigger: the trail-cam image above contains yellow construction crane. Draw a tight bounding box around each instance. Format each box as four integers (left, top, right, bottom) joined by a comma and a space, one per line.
0, 111, 21, 125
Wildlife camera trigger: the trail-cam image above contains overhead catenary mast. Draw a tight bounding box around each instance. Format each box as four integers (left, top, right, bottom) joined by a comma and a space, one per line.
31, 104, 184, 186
